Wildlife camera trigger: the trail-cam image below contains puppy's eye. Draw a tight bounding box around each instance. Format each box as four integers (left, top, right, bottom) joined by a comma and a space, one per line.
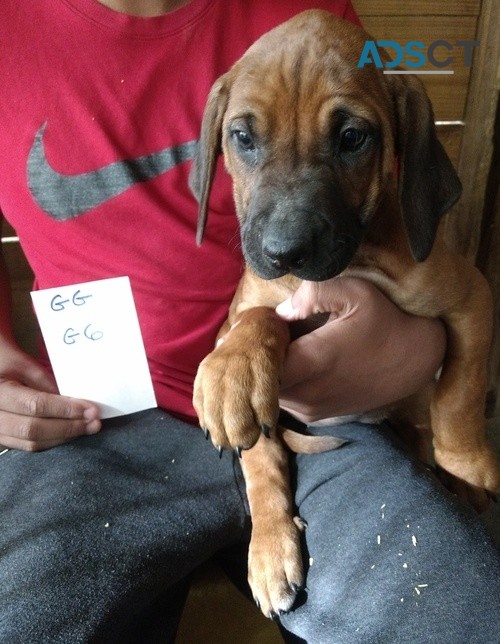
340, 128, 367, 152
232, 129, 255, 152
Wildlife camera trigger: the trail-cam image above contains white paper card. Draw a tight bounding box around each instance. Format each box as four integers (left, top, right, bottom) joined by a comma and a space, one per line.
31, 276, 157, 419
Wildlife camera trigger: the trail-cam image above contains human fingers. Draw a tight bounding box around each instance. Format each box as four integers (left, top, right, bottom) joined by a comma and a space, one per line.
0, 378, 99, 420
0, 380, 101, 451
275, 276, 366, 322
277, 275, 446, 422
276, 277, 382, 391
0, 410, 101, 451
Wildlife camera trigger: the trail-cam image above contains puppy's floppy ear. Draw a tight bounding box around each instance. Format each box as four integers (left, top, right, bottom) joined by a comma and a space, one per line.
189, 74, 230, 245
391, 74, 462, 261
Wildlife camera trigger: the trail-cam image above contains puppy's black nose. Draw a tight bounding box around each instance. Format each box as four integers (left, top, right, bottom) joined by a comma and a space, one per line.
263, 238, 309, 271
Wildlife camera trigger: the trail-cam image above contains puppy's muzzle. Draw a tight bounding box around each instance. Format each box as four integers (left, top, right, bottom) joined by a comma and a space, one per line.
241, 187, 363, 282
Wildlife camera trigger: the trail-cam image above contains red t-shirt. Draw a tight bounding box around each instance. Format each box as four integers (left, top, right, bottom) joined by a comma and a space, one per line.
0, 0, 360, 422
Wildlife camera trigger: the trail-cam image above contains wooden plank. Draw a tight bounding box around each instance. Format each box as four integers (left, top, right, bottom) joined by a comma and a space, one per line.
444, 0, 500, 257
361, 16, 477, 120
1, 220, 17, 238
1, 240, 33, 283
437, 125, 463, 168
354, 0, 480, 16
481, 189, 500, 416
1, 240, 38, 355
475, 96, 500, 413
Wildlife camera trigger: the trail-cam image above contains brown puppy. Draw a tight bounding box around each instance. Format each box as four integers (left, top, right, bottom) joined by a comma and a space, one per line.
190, 10, 499, 618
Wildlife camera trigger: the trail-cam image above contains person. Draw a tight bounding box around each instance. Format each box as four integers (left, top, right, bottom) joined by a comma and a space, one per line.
0, 1, 498, 642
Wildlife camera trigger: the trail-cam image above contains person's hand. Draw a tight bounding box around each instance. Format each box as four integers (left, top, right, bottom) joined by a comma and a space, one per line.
0, 340, 101, 451
276, 277, 446, 424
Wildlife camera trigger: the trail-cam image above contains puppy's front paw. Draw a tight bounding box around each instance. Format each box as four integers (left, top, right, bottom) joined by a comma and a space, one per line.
193, 342, 281, 453
248, 516, 305, 619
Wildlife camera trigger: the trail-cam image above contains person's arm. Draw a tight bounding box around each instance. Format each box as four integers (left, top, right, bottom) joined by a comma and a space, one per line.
0, 226, 101, 451
277, 277, 446, 424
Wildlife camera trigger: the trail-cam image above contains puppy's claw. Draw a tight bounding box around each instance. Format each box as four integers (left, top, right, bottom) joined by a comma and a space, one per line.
214, 445, 224, 458
202, 427, 210, 440
289, 582, 303, 594
235, 446, 243, 459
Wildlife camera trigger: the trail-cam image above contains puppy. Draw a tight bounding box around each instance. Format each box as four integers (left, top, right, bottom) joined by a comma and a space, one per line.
190, 10, 499, 617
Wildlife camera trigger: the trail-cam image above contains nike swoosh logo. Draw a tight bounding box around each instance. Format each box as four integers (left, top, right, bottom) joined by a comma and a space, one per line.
27, 123, 198, 220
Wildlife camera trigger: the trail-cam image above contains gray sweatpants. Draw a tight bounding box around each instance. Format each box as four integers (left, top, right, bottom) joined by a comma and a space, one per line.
0, 409, 499, 643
